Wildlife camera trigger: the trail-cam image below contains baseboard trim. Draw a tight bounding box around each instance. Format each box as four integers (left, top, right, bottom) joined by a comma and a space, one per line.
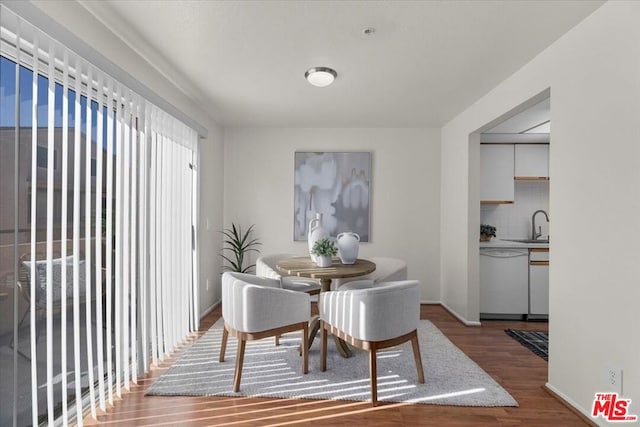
544, 383, 597, 426
438, 301, 482, 326
200, 300, 220, 320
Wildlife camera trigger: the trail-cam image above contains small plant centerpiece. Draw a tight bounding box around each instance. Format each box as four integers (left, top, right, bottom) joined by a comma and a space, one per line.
220, 223, 261, 273
310, 237, 337, 267
480, 224, 497, 242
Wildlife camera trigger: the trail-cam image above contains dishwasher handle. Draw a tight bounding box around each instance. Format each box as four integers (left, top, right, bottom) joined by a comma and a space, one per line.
480, 248, 529, 258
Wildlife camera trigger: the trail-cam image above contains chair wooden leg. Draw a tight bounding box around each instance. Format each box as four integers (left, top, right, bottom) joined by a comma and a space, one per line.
410, 332, 425, 383
219, 327, 229, 362
302, 323, 309, 374
320, 321, 327, 372
275, 335, 280, 346
233, 339, 246, 392
369, 347, 378, 406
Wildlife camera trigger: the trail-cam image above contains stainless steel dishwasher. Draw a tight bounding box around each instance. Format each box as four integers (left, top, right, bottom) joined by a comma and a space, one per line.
480, 247, 529, 319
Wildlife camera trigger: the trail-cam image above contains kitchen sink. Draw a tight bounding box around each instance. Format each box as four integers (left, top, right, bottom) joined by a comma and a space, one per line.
501, 239, 549, 244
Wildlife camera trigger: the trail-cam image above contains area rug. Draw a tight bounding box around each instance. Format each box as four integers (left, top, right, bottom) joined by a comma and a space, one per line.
504, 329, 548, 361
146, 320, 518, 407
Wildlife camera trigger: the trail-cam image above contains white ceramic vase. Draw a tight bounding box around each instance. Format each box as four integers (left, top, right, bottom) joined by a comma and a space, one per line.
308, 213, 328, 262
315, 255, 332, 268
337, 232, 360, 265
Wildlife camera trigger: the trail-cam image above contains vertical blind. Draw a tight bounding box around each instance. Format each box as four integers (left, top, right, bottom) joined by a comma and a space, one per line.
0, 6, 200, 426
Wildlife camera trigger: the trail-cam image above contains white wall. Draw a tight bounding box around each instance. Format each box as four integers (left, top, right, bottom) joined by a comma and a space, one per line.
197, 128, 225, 313
30, 0, 225, 315
441, 2, 639, 422
224, 128, 441, 301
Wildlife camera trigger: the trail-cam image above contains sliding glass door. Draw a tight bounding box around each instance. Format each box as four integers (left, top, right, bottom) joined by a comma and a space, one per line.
0, 6, 200, 426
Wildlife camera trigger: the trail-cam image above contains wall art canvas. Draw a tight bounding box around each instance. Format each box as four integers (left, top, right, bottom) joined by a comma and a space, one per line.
294, 151, 370, 242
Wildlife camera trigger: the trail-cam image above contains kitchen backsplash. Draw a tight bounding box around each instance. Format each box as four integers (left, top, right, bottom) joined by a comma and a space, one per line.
481, 181, 550, 240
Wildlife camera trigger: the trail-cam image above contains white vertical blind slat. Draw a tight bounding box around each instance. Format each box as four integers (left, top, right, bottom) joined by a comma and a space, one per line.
184, 146, 190, 336
28, 35, 39, 427
192, 137, 199, 331
189, 144, 196, 332
155, 133, 163, 357
188, 148, 195, 331
178, 145, 185, 336
149, 131, 161, 364
174, 138, 181, 345
84, 66, 97, 420
10, 22, 21, 426
114, 83, 123, 398
45, 41, 56, 426
130, 97, 139, 384
148, 132, 158, 364
60, 48, 70, 425
167, 139, 175, 349
157, 132, 164, 358
72, 57, 84, 427
174, 141, 181, 343
122, 89, 131, 390
181, 146, 190, 335
95, 71, 106, 411
160, 135, 169, 356
166, 128, 170, 351
183, 146, 190, 335
105, 77, 115, 405
140, 105, 149, 371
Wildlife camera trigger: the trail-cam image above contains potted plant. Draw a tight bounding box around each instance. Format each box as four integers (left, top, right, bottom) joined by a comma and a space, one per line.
310, 237, 337, 267
480, 224, 497, 242
220, 223, 262, 273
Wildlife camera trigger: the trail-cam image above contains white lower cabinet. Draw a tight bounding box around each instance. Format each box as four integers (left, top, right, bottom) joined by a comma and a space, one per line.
529, 249, 549, 317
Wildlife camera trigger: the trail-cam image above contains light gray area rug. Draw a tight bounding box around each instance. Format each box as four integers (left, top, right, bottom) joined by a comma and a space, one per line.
146, 320, 518, 407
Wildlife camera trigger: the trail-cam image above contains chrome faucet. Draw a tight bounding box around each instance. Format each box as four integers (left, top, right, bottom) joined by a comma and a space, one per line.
531, 210, 549, 240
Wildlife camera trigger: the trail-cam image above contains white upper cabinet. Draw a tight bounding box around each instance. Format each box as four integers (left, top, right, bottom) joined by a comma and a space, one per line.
514, 144, 549, 179
480, 144, 514, 203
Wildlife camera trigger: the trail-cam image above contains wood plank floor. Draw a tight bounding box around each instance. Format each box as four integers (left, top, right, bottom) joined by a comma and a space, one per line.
85, 304, 589, 426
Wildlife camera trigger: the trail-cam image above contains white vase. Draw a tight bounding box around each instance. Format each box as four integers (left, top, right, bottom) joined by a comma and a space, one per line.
315, 255, 332, 267
337, 232, 360, 265
308, 213, 328, 262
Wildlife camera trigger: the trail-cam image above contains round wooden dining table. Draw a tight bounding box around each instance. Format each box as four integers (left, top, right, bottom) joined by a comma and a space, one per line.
276, 256, 376, 357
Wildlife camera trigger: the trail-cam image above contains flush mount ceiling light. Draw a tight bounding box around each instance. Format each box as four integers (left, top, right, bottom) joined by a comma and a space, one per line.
305, 66, 337, 87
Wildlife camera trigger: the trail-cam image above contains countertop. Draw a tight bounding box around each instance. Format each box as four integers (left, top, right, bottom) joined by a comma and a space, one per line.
479, 239, 549, 249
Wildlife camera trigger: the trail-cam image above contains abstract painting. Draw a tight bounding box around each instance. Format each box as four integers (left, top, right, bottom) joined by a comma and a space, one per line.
294, 151, 370, 242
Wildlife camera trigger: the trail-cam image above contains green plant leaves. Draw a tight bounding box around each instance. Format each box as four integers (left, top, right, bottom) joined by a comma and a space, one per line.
220, 223, 262, 273
310, 237, 338, 257
480, 224, 497, 237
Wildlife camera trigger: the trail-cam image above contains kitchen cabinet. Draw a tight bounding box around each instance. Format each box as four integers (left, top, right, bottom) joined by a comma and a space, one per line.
480, 144, 514, 204
480, 247, 529, 318
529, 248, 549, 317
515, 144, 549, 179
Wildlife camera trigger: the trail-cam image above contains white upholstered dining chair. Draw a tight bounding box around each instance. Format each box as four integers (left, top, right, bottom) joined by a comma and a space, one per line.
256, 253, 321, 295
256, 253, 321, 345
319, 280, 425, 406
220, 272, 310, 392
331, 256, 407, 289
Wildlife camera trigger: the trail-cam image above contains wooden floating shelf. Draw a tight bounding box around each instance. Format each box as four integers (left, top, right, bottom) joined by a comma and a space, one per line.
530, 260, 550, 266
480, 200, 514, 205
530, 248, 549, 253
514, 176, 550, 181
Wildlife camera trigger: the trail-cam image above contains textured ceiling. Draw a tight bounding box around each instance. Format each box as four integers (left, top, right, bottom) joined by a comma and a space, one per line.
80, 0, 603, 128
